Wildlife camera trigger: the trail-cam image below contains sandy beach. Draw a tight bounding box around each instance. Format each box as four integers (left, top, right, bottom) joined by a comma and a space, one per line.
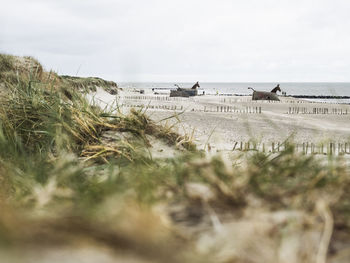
108, 89, 350, 154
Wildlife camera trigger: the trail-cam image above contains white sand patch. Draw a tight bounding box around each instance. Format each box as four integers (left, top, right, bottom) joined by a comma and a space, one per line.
86, 87, 119, 112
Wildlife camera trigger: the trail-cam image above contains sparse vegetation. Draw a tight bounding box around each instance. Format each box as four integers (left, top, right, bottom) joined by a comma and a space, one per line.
0, 54, 15, 73
0, 54, 349, 263
60, 75, 119, 93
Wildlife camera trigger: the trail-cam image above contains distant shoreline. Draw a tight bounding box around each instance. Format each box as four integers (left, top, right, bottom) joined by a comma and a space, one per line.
287, 95, 350, 99
121, 83, 350, 97
147, 88, 350, 100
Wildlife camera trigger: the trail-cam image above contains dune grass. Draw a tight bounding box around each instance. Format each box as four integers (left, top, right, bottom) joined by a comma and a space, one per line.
0, 54, 196, 204
0, 54, 15, 73
59, 75, 119, 93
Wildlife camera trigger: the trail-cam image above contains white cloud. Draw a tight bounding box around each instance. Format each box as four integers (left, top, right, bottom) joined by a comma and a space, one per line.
1, 0, 350, 81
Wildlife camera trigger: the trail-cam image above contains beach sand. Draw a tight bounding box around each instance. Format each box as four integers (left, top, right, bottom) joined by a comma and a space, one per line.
88, 88, 350, 153
114, 90, 350, 152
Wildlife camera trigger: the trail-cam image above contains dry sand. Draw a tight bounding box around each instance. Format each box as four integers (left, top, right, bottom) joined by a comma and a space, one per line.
87, 88, 350, 153
112, 90, 350, 153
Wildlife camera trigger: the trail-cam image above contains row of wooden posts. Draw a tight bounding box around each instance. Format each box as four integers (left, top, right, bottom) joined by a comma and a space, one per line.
121, 104, 263, 114
121, 104, 183, 111
287, 100, 333, 104
204, 106, 262, 114
286, 99, 350, 104
221, 98, 284, 104
230, 141, 350, 155
288, 107, 349, 115
221, 98, 251, 103
221, 98, 349, 105
119, 95, 184, 101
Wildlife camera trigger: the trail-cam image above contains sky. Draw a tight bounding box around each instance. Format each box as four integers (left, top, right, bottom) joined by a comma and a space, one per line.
1, 0, 350, 82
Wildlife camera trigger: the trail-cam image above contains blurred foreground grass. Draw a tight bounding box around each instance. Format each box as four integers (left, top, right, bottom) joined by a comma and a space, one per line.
0, 54, 350, 263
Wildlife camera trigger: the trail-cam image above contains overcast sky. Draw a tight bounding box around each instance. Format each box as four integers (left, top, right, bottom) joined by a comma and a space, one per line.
1, 0, 350, 82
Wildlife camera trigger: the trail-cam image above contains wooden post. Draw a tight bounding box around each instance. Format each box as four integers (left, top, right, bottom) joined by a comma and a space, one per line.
232, 142, 238, 151
327, 143, 329, 155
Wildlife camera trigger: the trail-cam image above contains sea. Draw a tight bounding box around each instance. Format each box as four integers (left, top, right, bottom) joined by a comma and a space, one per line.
119, 82, 350, 104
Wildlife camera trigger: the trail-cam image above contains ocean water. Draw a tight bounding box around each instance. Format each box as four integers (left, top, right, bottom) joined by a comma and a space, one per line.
119, 82, 350, 96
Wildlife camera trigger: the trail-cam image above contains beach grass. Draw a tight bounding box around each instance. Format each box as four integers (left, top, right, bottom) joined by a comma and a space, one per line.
59, 75, 119, 93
